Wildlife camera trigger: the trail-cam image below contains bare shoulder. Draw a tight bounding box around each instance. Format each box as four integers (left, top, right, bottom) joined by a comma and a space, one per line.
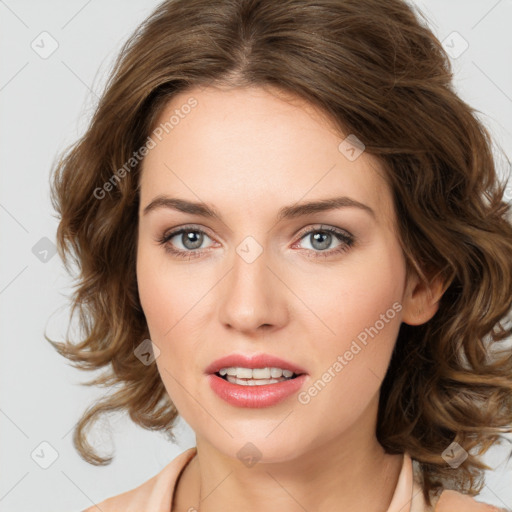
435, 490, 509, 512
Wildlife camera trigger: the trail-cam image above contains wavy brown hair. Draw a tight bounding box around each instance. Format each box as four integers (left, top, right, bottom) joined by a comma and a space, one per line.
48, 0, 512, 506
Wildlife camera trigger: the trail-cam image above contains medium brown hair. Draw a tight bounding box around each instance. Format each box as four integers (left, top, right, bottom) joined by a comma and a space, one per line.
48, 0, 512, 506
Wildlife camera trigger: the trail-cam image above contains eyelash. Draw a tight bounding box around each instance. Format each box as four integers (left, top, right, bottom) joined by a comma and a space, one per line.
157, 224, 355, 260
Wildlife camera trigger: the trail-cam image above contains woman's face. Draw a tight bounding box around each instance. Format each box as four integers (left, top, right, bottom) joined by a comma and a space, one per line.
136, 85, 415, 462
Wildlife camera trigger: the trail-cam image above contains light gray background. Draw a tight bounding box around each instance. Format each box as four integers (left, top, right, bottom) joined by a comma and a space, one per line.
1, 1, 511, 511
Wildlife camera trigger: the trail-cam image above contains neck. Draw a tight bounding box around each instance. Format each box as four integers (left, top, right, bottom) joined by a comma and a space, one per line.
173, 399, 403, 512
188, 449, 403, 512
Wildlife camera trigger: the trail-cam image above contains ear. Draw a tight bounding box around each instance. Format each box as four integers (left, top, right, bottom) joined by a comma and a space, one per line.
401, 269, 447, 326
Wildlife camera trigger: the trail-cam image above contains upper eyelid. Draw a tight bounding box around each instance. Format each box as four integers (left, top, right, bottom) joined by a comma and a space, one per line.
295, 224, 352, 238
163, 224, 217, 241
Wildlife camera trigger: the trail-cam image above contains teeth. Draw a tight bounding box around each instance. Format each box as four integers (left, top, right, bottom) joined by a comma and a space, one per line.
218, 367, 296, 379
270, 367, 283, 378
226, 376, 285, 386
253, 367, 271, 379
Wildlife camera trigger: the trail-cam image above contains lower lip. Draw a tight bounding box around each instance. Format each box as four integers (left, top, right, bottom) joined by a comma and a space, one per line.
207, 373, 308, 408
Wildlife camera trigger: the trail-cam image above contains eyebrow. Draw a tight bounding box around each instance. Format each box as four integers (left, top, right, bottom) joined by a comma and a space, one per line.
142, 195, 375, 221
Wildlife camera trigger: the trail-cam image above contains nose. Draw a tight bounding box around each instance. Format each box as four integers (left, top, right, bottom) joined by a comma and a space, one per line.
217, 243, 288, 335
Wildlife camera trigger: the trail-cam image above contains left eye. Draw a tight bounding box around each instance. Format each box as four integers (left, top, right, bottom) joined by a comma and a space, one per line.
295, 227, 352, 253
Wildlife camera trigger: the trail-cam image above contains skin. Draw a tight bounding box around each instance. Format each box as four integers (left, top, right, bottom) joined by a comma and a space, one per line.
136, 85, 443, 512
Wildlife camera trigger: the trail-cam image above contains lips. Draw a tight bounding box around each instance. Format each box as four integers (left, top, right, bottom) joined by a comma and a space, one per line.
204, 353, 308, 376
208, 372, 308, 408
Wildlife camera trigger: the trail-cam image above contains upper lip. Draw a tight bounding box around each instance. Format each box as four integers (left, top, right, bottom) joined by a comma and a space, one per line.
205, 353, 308, 375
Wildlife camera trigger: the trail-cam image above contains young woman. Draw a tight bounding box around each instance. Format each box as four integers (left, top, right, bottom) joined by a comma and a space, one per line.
49, 0, 512, 511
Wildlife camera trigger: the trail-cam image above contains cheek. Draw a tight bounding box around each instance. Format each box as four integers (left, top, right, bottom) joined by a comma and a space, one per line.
135, 245, 188, 372
299, 236, 405, 350
136, 244, 207, 399
136, 254, 171, 334
305, 272, 402, 395
136, 241, 193, 335
303, 240, 405, 416
136, 252, 189, 410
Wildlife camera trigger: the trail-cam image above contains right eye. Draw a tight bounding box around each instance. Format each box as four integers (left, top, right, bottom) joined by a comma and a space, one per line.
157, 226, 217, 259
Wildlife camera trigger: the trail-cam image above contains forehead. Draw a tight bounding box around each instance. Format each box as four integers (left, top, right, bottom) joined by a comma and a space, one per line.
139, 85, 393, 226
